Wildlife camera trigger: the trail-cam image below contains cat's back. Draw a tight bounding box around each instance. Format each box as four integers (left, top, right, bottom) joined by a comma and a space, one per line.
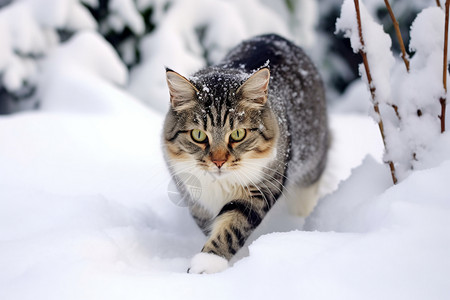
219, 34, 290, 71
221, 34, 328, 185
220, 34, 326, 125
220, 34, 316, 84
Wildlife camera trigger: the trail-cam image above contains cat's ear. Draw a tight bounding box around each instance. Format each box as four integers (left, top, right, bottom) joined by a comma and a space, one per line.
237, 68, 270, 106
166, 69, 199, 110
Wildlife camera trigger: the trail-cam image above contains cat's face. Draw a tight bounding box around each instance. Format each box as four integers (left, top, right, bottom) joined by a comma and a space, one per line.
163, 68, 278, 187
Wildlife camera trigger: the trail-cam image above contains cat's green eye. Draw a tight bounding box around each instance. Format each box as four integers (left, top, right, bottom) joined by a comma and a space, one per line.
191, 129, 208, 143
230, 128, 246, 142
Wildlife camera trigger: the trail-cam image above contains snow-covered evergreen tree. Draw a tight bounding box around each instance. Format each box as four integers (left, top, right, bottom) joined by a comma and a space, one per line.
0, 0, 96, 114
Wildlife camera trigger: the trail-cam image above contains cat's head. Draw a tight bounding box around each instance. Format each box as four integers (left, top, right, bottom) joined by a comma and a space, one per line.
163, 67, 279, 185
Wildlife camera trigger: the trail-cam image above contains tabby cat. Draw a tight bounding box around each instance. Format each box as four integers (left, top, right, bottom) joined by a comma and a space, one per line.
163, 34, 329, 274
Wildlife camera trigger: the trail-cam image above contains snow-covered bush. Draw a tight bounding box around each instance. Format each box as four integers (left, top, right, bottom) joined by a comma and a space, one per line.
0, 0, 96, 114
127, 0, 320, 112
336, 0, 450, 182
315, 0, 432, 97
0, 0, 321, 114
83, 0, 164, 68
320, 0, 437, 97
0, 0, 161, 114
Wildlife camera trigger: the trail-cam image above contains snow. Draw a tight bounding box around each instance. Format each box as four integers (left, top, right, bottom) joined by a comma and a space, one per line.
2, 61, 450, 298
332, 80, 372, 114
0, 103, 449, 299
1, 0, 450, 299
38, 31, 128, 112
23, 0, 97, 30
107, 0, 145, 35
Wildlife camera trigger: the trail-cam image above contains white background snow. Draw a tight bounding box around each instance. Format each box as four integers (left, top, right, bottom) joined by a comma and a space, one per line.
1, 0, 450, 299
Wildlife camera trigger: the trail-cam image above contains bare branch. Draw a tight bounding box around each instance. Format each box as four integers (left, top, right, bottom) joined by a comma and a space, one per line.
383, 0, 405, 120
353, 0, 398, 184
384, 0, 410, 72
440, 0, 449, 133
437, 0, 442, 8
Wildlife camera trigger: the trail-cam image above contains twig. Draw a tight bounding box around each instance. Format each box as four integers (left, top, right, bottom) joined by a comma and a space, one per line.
383, 0, 405, 120
384, 0, 419, 170
384, 0, 410, 72
391, 104, 401, 119
440, 0, 449, 133
437, 0, 442, 8
354, 0, 398, 184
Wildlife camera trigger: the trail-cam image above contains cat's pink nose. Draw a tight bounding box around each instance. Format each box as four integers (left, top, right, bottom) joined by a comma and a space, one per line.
212, 160, 226, 169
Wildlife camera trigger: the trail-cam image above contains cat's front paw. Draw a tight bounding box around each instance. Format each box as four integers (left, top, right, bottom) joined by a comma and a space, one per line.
187, 252, 228, 274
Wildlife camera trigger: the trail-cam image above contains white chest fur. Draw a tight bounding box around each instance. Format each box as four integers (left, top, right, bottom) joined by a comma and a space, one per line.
170, 151, 276, 216
193, 171, 246, 215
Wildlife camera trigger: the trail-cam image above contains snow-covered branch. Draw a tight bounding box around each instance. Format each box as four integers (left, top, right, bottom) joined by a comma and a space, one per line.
440, 0, 449, 133
337, 0, 398, 184
384, 0, 409, 72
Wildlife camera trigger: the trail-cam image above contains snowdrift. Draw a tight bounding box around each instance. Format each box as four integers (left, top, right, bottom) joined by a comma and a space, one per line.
1, 67, 449, 299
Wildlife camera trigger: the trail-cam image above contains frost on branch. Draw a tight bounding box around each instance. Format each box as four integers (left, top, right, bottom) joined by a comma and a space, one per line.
336, 0, 450, 182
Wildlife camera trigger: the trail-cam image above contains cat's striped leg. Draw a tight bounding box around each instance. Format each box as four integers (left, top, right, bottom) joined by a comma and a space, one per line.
188, 203, 213, 235
188, 198, 268, 274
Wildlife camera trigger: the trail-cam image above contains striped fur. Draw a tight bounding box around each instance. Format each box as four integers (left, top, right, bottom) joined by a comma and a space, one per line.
162, 34, 329, 273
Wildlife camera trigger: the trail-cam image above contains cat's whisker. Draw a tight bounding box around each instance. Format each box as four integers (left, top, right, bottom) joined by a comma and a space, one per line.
256, 178, 288, 206
240, 162, 291, 186
257, 181, 279, 206
261, 177, 288, 201
230, 169, 258, 213
170, 166, 201, 188
231, 170, 258, 212
230, 169, 251, 196
231, 160, 290, 195
236, 169, 271, 209
169, 164, 197, 176
240, 165, 289, 200
247, 178, 274, 208
240, 161, 290, 181
248, 168, 288, 196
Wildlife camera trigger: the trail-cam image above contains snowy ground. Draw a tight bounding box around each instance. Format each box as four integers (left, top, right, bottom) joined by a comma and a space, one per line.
1, 28, 450, 300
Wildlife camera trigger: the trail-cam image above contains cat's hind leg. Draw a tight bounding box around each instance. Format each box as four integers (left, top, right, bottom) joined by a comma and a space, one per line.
284, 180, 321, 217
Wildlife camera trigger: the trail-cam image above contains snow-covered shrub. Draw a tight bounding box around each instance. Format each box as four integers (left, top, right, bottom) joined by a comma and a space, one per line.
0, 0, 96, 114
0, 0, 320, 114
127, 0, 321, 112
336, 0, 449, 182
0, 0, 157, 114
317, 0, 435, 97
83, 0, 164, 68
